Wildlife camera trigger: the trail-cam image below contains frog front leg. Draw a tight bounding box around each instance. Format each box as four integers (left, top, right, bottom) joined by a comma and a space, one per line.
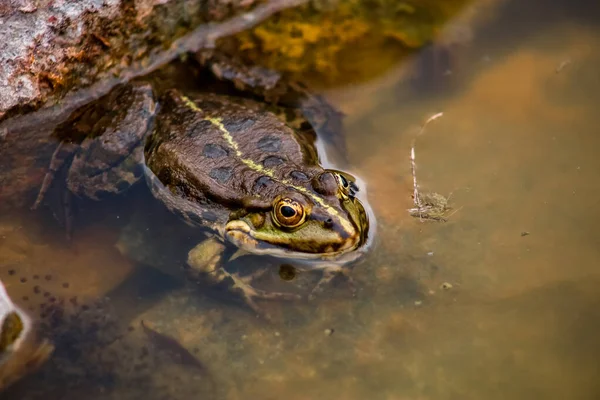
187, 238, 300, 315
32, 142, 79, 210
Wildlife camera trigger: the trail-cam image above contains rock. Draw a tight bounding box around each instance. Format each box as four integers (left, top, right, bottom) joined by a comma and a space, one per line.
0, 0, 307, 122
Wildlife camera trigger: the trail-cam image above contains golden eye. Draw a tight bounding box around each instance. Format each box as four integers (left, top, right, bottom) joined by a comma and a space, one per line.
273, 198, 305, 228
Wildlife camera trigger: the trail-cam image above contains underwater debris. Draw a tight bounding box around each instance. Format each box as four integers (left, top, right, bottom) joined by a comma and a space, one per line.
409, 191, 454, 221
408, 112, 457, 222
141, 320, 207, 372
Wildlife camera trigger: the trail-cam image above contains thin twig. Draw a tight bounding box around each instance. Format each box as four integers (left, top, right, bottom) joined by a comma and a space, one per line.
410, 112, 444, 221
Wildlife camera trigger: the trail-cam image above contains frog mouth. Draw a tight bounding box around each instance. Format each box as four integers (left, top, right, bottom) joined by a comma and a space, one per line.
225, 220, 306, 257
224, 221, 361, 263
224, 221, 264, 252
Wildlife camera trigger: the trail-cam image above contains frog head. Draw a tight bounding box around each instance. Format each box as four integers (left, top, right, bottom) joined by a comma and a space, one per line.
225, 170, 371, 263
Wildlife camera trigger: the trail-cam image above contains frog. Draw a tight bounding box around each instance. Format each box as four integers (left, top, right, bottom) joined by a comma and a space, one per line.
30, 52, 373, 314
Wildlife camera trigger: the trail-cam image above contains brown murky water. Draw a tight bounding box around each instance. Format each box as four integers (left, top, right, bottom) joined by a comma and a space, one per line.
2, 0, 600, 398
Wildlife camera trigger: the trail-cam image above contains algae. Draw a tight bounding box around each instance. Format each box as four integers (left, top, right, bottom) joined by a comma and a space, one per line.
219, 0, 473, 86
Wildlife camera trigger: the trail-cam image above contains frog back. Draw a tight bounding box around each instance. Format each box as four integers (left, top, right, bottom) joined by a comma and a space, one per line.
144, 90, 325, 210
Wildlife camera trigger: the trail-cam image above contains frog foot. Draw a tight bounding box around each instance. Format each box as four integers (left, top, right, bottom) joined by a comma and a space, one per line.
187, 239, 300, 317
227, 269, 301, 316
308, 265, 357, 301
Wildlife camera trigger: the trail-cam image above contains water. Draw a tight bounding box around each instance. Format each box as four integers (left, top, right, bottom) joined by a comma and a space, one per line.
2, 0, 600, 398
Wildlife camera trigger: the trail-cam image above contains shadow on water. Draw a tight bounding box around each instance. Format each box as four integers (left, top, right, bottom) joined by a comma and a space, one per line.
2, 0, 600, 398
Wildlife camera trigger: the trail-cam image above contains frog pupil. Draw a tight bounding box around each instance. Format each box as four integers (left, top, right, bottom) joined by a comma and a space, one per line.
281, 205, 296, 218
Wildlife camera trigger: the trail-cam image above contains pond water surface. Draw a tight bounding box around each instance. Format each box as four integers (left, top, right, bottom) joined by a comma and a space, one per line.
2, 0, 600, 399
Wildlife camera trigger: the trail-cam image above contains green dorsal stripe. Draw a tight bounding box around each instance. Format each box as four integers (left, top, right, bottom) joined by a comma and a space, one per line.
180, 95, 353, 233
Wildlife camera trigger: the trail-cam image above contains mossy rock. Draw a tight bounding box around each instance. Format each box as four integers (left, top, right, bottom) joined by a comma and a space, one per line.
218, 0, 473, 87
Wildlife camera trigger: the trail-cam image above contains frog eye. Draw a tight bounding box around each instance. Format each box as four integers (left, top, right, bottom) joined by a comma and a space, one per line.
334, 172, 358, 198
338, 174, 349, 189
273, 198, 305, 228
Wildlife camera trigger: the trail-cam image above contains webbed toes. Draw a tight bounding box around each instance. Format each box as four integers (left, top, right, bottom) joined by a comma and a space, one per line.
228, 271, 301, 317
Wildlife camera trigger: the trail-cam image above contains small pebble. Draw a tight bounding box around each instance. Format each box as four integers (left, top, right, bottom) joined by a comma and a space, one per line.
274, 331, 280, 337
440, 282, 453, 290
279, 264, 296, 281
324, 328, 334, 336
521, 231, 530, 237
414, 300, 422, 306
427, 252, 434, 256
